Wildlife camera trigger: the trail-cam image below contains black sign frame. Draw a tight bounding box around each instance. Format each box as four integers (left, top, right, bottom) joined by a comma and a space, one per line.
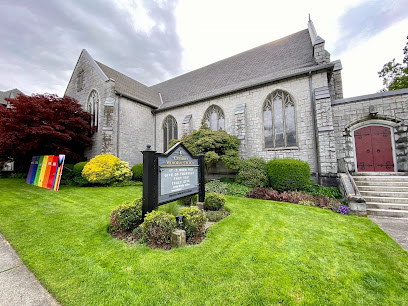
142, 142, 205, 217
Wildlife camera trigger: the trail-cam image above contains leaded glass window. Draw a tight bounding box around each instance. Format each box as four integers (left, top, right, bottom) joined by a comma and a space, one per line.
203, 105, 225, 131
263, 90, 296, 148
87, 90, 99, 128
163, 115, 178, 151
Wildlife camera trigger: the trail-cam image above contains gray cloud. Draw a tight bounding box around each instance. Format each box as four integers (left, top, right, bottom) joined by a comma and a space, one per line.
0, 0, 183, 95
333, 0, 408, 55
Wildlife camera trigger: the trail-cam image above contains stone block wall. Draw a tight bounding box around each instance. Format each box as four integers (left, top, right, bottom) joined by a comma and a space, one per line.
332, 89, 408, 172
118, 97, 155, 166
65, 51, 118, 160
155, 72, 331, 174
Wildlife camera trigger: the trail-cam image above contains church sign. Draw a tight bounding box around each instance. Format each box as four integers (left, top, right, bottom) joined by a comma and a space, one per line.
142, 142, 205, 217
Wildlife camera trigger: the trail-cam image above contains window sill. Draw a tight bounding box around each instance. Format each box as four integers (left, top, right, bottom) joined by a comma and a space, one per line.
263, 146, 299, 151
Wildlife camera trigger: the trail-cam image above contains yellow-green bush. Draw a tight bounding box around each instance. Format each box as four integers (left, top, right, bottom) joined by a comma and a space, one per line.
180, 206, 207, 239
82, 154, 132, 184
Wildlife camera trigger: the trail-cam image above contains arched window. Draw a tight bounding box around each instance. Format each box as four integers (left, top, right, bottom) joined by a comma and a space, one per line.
163, 115, 178, 151
203, 105, 225, 131
87, 90, 99, 128
263, 90, 296, 148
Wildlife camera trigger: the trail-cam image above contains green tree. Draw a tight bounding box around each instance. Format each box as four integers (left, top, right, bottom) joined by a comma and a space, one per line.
171, 125, 240, 178
378, 35, 408, 91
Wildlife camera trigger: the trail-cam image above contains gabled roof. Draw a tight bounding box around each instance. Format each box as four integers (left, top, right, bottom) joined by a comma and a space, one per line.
95, 61, 162, 108
0, 88, 24, 106
151, 29, 318, 109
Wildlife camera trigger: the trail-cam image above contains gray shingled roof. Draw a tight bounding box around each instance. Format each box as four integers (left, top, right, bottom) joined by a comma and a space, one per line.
151, 29, 318, 109
0, 88, 24, 106
95, 61, 161, 108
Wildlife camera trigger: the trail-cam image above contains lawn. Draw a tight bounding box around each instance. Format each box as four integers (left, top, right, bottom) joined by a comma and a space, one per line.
1, 178, 408, 305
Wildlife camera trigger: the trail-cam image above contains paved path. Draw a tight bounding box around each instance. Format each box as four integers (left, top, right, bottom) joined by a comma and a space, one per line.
369, 216, 408, 252
0, 233, 59, 306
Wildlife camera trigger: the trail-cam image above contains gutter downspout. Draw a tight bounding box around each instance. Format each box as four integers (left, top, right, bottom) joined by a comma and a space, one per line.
117, 96, 120, 158
309, 71, 319, 183
153, 111, 156, 151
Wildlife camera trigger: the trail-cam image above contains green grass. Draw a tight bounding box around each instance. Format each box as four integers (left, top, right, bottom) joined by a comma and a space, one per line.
1, 179, 408, 305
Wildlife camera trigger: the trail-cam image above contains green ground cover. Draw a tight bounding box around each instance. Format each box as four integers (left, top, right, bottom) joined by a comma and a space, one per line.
1, 179, 408, 305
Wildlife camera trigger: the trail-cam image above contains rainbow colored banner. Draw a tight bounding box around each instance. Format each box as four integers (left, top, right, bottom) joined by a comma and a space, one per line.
26, 155, 65, 191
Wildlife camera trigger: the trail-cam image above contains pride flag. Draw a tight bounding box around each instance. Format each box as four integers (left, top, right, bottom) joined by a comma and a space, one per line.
26, 155, 65, 191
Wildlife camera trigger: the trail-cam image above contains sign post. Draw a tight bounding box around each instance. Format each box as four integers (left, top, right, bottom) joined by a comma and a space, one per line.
142, 142, 205, 217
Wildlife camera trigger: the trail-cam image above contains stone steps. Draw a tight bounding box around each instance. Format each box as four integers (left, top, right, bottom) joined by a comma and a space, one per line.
353, 172, 408, 218
364, 209, 408, 218
366, 202, 408, 210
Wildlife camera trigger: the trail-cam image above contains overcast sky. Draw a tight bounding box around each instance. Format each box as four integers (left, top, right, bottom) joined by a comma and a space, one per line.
1, 0, 407, 98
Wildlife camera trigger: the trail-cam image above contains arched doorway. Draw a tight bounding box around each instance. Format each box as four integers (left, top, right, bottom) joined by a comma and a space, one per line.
353, 125, 395, 172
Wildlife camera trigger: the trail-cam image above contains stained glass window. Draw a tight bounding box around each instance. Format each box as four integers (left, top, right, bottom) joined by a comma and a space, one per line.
263, 91, 296, 148
203, 105, 225, 131
87, 90, 99, 128
163, 115, 178, 151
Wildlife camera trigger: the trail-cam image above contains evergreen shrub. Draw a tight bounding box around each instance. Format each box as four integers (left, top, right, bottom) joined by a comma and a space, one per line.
180, 206, 207, 239
82, 154, 132, 184
266, 158, 310, 192
110, 198, 143, 231
177, 194, 198, 206
142, 210, 177, 245
204, 193, 225, 211
73, 162, 88, 176
236, 157, 268, 188
131, 163, 143, 181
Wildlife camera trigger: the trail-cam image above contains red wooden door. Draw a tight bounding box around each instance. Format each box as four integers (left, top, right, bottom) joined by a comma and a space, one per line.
354, 126, 394, 172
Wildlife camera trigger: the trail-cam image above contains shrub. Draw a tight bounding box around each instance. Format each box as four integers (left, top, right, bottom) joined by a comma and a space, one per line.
302, 182, 343, 200
226, 183, 251, 197
314, 195, 332, 209
110, 198, 143, 231
180, 206, 207, 239
60, 164, 75, 185
204, 193, 225, 211
73, 162, 88, 176
205, 209, 230, 222
266, 158, 310, 192
142, 210, 177, 245
220, 177, 235, 183
177, 194, 198, 206
72, 176, 89, 186
82, 154, 132, 184
236, 157, 268, 188
247, 188, 314, 203
131, 163, 143, 181
205, 180, 229, 194
159, 202, 183, 216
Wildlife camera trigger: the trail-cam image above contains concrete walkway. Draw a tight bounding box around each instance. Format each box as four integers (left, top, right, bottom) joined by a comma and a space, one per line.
0, 233, 59, 306
369, 216, 408, 252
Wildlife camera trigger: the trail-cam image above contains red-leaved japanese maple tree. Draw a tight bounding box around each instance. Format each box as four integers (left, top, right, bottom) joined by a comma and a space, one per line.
0, 94, 94, 171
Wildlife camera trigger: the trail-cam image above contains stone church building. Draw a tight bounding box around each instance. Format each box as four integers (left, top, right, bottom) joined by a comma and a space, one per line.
65, 19, 408, 201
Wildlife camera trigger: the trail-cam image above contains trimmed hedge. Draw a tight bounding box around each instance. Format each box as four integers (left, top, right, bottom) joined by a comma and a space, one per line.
266, 158, 310, 192
131, 163, 143, 181
110, 198, 143, 231
204, 193, 225, 211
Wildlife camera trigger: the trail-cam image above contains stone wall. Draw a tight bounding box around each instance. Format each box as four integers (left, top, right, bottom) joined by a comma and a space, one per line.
118, 97, 155, 166
332, 89, 408, 172
65, 50, 118, 160
155, 72, 331, 174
